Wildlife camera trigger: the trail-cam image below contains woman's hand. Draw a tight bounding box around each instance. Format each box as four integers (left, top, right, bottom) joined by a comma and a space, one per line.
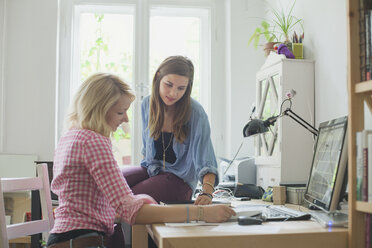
194, 194, 213, 205
203, 205, 236, 223
196, 173, 216, 205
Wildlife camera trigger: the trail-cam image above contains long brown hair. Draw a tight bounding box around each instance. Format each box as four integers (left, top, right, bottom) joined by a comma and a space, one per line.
149, 56, 194, 143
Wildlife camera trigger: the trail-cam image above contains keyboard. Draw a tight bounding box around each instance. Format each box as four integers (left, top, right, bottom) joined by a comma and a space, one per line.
230, 204, 311, 222
310, 211, 348, 227
265, 205, 311, 221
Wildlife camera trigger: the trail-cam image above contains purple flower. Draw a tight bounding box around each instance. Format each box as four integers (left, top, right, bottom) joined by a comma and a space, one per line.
286, 89, 297, 99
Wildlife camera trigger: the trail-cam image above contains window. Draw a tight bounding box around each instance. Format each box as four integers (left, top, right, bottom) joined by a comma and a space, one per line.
58, 0, 213, 165
149, 7, 209, 103
74, 6, 135, 164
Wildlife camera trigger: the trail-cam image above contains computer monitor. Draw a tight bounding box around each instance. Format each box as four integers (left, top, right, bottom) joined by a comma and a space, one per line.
304, 116, 348, 213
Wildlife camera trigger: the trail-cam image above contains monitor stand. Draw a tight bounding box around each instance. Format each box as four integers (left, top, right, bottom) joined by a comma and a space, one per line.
310, 210, 348, 227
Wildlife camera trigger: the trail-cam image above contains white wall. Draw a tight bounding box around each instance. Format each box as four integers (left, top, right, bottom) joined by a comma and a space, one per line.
222, 0, 349, 160
0, 0, 58, 160
209, 1, 227, 159
223, 0, 266, 159
0, 0, 351, 161
287, 0, 348, 124
0, 0, 5, 152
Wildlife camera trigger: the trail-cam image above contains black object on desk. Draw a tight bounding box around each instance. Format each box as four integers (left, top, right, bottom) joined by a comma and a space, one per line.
234, 184, 264, 199
237, 197, 251, 201
238, 216, 263, 225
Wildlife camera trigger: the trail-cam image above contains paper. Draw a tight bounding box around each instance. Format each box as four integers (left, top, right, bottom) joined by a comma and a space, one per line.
165, 221, 220, 227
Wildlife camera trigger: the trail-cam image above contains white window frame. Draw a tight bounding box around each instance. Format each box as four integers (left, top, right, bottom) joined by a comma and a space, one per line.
149, 6, 211, 113
71, 5, 136, 97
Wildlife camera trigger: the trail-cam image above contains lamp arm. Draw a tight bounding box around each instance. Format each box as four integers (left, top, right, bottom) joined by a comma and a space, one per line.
283, 108, 318, 136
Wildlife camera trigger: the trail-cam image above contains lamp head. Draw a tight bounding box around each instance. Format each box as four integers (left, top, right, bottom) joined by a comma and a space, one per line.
243, 119, 268, 137
243, 116, 279, 137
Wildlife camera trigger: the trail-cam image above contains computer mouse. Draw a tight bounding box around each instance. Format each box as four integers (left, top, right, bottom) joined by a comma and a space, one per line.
238, 216, 263, 225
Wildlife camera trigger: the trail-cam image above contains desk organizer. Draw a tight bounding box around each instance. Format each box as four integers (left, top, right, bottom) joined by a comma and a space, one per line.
286, 187, 306, 204
292, 43, 303, 59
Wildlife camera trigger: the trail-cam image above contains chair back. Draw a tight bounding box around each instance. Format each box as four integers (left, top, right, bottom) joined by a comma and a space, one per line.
0, 163, 54, 248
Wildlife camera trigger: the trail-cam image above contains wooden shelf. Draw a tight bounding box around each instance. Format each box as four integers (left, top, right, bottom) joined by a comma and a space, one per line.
355, 80, 372, 93
356, 201, 372, 213
347, 0, 369, 247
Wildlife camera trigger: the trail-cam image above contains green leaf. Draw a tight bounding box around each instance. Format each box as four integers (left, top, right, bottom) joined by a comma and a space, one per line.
88, 47, 97, 57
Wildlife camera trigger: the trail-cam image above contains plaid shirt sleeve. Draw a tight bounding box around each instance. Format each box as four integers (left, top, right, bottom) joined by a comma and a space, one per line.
84, 134, 157, 225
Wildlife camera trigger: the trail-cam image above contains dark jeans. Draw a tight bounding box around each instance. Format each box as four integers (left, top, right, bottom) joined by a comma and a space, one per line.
47, 224, 125, 248
121, 166, 192, 203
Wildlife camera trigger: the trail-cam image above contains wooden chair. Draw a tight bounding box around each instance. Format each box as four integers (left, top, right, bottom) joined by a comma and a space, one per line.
0, 163, 54, 248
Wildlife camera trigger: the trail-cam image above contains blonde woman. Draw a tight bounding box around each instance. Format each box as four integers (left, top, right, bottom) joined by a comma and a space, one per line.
122, 56, 218, 205
47, 73, 234, 248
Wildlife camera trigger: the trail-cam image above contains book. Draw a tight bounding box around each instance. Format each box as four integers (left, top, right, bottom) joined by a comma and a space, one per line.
357, 132, 363, 201
366, 10, 371, 80
360, 0, 367, 81
369, 133, 372, 202
362, 130, 372, 202
368, 10, 372, 80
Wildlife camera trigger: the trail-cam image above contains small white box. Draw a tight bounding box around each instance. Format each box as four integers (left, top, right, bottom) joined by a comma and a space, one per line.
287, 187, 306, 204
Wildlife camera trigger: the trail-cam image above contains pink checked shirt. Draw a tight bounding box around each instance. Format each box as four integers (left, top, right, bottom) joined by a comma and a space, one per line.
50, 129, 156, 235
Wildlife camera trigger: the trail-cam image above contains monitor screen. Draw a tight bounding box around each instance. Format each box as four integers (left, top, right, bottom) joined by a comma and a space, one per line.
304, 116, 348, 213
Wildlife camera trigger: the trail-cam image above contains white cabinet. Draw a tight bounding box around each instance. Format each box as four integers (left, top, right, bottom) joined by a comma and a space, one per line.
254, 53, 315, 190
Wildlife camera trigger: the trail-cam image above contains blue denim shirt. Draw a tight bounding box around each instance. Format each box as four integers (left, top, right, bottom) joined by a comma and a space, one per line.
140, 95, 219, 191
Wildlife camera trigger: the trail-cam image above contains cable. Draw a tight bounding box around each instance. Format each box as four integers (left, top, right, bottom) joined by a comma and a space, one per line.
212, 187, 235, 200
223, 140, 244, 175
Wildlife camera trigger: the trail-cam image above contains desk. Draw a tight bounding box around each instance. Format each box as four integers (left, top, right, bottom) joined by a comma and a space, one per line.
132, 201, 348, 248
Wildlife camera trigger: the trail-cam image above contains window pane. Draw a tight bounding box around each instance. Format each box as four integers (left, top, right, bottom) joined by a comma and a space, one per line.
149, 14, 201, 100
79, 13, 134, 84
78, 12, 134, 165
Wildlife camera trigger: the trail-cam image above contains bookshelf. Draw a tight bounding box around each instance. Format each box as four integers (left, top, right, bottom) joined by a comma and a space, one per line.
347, 0, 372, 247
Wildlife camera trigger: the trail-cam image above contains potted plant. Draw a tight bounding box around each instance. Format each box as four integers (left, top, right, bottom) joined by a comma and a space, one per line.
248, 20, 277, 49
248, 1, 303, 56
270, 1, 303, 43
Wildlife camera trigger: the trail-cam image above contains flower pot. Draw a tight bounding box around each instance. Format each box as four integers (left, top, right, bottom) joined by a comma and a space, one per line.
263, 42, 278, 56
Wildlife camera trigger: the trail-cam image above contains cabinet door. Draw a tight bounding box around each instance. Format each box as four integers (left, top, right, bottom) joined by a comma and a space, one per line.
256, 73, 281, 157
256, 164, 281, 188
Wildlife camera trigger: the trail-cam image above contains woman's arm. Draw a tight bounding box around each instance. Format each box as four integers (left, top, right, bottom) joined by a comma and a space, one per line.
194, 173, 216, 205
141, 97, 149, 158
134, 204, 235, 224
189, 103, 218, 205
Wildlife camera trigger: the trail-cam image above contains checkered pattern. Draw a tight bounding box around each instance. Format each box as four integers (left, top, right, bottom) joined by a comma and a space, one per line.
50, 129, 156, 235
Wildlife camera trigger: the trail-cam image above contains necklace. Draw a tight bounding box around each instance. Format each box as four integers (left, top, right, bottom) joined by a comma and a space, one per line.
162, 132, 174, 168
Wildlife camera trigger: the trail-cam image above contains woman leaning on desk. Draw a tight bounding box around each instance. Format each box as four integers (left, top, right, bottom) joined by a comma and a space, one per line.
121, 55, 218, 205
47, 73, 234, 248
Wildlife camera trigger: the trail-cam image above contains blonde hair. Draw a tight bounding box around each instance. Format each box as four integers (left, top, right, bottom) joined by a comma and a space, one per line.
65, 73, 135, 137
149, 56, 194, 143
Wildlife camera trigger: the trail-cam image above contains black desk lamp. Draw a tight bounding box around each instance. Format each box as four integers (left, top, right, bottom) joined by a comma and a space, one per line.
223, 90, 317, 176
243, 92, 318, 137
